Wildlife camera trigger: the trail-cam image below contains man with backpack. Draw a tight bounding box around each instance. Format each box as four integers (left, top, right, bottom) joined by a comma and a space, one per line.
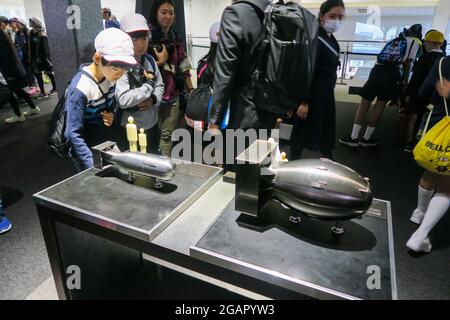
208, 0, 318, 132
339, 24, 423, 148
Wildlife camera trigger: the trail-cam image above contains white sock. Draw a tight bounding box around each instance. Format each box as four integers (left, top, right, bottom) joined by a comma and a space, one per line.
416, 193, 450, 240
363, 127, 376, 140
351, 124, 362, 140
417, 185, 435, 213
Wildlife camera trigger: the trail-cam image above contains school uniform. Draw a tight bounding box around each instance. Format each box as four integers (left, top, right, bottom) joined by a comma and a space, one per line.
360, 37, 421, 102
291, 27, 340, 159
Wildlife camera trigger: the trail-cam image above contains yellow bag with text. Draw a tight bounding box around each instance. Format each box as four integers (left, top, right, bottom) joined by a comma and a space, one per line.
414, 58, 450, 175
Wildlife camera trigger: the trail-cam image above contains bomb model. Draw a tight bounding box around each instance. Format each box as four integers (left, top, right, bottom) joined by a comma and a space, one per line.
92, 141, 176, 185
269, 158, 372, 221
103, 150, 176, 181
235, 140, 373, 234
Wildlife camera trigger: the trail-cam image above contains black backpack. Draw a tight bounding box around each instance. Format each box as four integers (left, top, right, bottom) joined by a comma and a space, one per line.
48, 89, 69, 156
48, 69, 108, 157
235, 0, 319, 115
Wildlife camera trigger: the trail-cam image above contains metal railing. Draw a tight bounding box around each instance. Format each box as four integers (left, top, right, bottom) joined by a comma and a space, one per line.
187, 36, 450, 84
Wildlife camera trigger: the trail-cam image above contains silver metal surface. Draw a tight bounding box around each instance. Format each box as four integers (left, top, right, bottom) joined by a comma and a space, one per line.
106, 151, 176, 181
270, 158, 373, 220
190, 197, 396, 300
33, 162, 222, 242
190, 247, 359, 300
386, 200, 398, 300
93, 141, 177, 181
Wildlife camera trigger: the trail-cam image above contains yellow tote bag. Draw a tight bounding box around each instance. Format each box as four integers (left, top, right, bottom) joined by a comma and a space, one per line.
413, 58, 450, 175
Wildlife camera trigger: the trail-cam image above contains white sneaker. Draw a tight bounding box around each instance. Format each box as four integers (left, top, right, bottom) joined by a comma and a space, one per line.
410, 208, 426, 225
4, 114, 26, 124
23, 106, 40, 116
406, 231, 432, 253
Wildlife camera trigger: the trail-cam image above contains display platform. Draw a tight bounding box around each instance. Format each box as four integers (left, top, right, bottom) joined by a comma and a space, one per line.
190, 198, 397, 300
34, 162, 222, 241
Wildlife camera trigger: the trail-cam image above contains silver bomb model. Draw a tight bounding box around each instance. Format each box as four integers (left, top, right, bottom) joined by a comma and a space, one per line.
103, 151, 176, 181
235, 140, 373, 234
269, 158, 372, 221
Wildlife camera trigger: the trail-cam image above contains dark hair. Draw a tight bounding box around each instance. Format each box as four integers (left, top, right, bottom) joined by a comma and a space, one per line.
200, 42, 218, 75
102, 8, 111, 17
100, 56, 131, 69
319, 0, 345, 17
149, 0, 175, 27
129, 30, 149, 40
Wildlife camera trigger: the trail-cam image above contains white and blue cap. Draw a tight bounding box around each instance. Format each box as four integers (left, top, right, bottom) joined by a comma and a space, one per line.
209, 21, 221, 43
120, 13, 149, 34
94, 28, 137, 65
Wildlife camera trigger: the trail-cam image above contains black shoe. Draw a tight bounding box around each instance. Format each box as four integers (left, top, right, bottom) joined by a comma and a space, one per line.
339, 135, 359, 147
49, 89, 57, 96
37, 93, 48, 99
359, 138, 380, 147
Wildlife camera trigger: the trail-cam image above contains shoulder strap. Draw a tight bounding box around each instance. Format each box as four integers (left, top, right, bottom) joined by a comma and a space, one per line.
144, 53, 157, 72
80, 69, 108, 99
319, 36, 339, 58
198, 63, 208, 79
439, 57, 449, 117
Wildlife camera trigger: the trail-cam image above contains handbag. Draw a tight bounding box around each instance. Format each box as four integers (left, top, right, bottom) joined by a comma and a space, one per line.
413, 57, 450, 175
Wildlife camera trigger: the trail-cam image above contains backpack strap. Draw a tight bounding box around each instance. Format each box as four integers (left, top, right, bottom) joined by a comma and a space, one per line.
439, 57, 449, 117
80, 70, 108, 99
144, 53, 157, 72
198, 63, 209, 79
233, 0, 271, 17
319, 36, 339, 58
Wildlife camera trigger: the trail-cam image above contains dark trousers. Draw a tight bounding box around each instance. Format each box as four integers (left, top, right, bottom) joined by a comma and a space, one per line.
35, 71, 56, 94
7, 83, 36, 116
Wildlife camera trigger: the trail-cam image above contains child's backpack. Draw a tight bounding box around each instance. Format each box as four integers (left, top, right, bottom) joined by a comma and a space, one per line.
377, 34, 408, 64
48, 89, 69, 156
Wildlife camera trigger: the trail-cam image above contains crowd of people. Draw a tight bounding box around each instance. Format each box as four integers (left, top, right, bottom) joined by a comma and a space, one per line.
1, 0, 450, 256
0, 15, 57, 124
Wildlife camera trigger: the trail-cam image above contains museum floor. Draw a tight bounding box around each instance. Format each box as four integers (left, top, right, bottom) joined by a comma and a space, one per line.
0, 93, 449, 300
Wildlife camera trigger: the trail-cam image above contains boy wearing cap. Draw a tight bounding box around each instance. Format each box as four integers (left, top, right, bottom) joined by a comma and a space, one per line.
115, 13, 165, 154
65, 28, 137, 171
403, 30, 446, 152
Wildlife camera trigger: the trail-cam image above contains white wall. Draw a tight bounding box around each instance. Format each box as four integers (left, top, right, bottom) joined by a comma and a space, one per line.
0, 0, 26, 19
100, 0, 136, 22
0, 0, 45, 28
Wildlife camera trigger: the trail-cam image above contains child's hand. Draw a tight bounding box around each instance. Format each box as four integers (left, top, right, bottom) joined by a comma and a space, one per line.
100, 111, 114, 127
437, 79, 450, 99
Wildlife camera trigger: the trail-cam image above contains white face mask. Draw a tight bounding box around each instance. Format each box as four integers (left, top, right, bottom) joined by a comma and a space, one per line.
323, 19, 342, 34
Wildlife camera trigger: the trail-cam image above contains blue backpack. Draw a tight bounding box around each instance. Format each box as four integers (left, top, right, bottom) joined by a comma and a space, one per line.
377, 35, 408, 64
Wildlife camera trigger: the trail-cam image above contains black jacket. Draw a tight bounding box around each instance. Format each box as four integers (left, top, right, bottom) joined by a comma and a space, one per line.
407, 50, 445, 96
0, 30, 26, 87
419, 56, 450, 128
209, 0, 278, 130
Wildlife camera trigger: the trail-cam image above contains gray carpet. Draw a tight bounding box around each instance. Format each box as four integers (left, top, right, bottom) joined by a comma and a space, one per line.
0, 94, 449, 300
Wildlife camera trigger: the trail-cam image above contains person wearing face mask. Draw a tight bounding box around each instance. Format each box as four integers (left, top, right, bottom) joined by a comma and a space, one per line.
402, 30, 446, 153
289, 0, 345, 160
